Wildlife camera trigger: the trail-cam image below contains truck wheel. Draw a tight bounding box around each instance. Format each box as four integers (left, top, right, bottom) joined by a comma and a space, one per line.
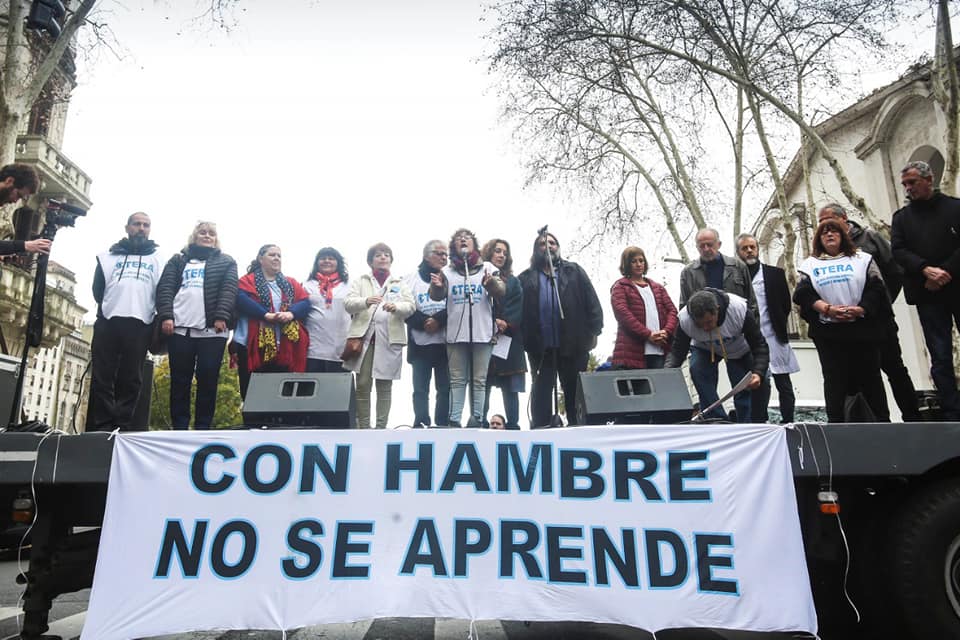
889, 479, 960, 637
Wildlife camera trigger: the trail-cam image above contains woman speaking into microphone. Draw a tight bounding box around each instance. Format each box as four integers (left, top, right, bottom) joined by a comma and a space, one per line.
429, 228, 505, 427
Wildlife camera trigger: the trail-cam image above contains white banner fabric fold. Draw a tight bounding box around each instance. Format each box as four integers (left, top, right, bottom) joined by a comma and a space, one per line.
82, 425, 816, 639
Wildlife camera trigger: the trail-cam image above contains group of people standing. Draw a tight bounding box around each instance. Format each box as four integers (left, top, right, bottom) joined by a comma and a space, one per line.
81, 159, 960, 431
87, 223, 605, 431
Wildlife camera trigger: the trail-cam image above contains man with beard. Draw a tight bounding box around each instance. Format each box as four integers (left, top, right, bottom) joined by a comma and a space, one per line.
892, 160, 960, 421
89, 212, 162, 430
404, 239, 450, 427
518, 231, 603, 427
819, 202, 920, 421
735, 233, 799, 423
0, 163, 52, 255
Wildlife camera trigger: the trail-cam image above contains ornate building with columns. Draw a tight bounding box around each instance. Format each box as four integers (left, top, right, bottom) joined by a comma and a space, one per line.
0, 2, 92, 427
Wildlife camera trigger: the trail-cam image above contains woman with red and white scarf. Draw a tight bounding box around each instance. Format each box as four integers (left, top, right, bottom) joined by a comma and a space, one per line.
233, 244, 310, 399
429, 228, 505, 427
304, 247, 351, 373
343, 243, 415, 428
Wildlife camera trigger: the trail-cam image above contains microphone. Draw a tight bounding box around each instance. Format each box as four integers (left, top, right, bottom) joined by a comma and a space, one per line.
537, 225, 548, 236
460, 246, 470, 258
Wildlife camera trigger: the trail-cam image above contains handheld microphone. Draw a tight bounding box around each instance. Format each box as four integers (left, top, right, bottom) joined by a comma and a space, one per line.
537, 225, 548, 235
460, 246, 470, 258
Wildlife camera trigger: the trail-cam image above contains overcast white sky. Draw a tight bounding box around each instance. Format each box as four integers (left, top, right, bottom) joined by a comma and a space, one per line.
46, 0, 948, 424
60, 0, 595, 300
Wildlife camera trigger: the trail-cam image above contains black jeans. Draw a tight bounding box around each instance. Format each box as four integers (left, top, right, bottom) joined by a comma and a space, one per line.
528, 349, 587, 427
89, 316, 152, 431
879, 320, 920, 420
814, 338, 889, 423
306, 359, 346, 373
750, 373, 796, 423
168, 334, 227, 430
916, 300, 960, 420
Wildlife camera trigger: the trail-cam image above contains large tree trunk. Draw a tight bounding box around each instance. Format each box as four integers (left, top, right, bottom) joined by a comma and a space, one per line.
0, 108, 22, 165
733, 86, 744, 239
934, 0, 959, 195
746, 90, 796, 287
0, 0, 98, 163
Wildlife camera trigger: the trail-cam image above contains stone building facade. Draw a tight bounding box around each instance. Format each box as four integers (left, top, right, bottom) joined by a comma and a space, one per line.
755, 58, 957, 418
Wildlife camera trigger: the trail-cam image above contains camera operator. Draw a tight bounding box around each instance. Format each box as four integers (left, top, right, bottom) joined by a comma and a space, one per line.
0, 164, 50, 255
0, 238, 51, 255
0, 163, 38, 206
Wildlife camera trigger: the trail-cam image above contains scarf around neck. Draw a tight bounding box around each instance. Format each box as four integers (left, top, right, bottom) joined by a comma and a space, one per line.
314, 272, 342, 307
373, 268, 390, 286
450, 250, 480, 272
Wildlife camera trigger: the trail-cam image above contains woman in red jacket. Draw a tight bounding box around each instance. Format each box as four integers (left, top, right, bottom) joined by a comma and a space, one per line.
611, 246, 678, 369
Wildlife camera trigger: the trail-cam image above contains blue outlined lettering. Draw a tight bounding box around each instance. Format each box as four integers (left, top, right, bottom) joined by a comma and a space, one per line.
453, 519, 492, 578
694, 532, 739, 595
191, 444, 236, 494
154, 519, 207, 579
385, 442, 434, 492
668, 451, 710, 501
400, 518, 448, 576
546, 525, 587, 584
439, 443, 491, 492
613, 451, 662, 501
497, 443, 553, 494
299, 444, 350, 493
591, 527, 640, 588
559, 449, 604, 499
281, 519, 324, 580
499, 519, 543, 579
332, 521, 374, 579
243, 444, 293, 494
645, 528, 689, 589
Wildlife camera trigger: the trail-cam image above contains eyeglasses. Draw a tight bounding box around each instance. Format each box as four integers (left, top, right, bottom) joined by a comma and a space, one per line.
432, 251, 448, 257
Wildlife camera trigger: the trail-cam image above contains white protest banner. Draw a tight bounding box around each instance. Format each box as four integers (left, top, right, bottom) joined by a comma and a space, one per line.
82, 425, 816, 639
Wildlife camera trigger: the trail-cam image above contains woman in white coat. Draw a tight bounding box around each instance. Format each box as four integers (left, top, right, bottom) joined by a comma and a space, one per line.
343, 242, 414, 428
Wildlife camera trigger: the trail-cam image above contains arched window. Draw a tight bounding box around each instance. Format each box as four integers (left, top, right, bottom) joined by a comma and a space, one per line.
908, 146, 945, 188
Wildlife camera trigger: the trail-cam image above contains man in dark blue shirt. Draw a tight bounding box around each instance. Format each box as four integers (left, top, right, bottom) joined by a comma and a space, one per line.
518, 232, 603, 427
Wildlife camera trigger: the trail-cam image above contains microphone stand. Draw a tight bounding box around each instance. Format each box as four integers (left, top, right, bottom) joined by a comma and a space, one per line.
538, 226, 565, 428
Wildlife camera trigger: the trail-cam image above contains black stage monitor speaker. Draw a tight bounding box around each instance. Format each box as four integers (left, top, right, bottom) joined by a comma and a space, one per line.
576, 369, 693, 425
242, 372, 356, 429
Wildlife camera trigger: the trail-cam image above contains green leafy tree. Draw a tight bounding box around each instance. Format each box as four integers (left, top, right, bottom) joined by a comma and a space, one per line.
149, 350, 243, 430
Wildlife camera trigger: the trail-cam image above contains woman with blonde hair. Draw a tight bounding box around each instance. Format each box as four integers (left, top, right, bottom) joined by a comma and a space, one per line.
156, 221, 238, 429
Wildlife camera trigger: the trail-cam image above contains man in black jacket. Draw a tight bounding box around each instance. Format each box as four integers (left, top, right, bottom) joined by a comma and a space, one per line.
736, 234, 799, 423
891, 161, 960, 421
89, 212, 162, 431
518, 232, 603, 427
819, 203, 920, 421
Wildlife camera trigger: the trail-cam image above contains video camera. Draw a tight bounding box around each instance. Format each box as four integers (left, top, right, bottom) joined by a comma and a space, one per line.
44, 199, 87, 228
